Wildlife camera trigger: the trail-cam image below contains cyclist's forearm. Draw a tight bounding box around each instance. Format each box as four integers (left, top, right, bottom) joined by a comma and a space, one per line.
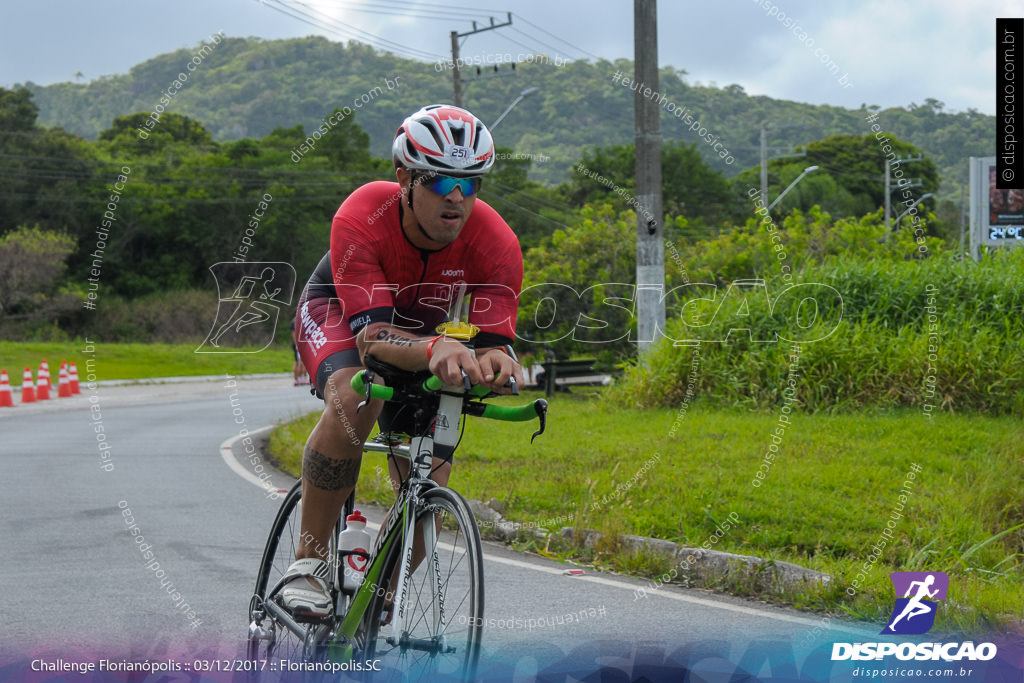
357, 323, 431, 369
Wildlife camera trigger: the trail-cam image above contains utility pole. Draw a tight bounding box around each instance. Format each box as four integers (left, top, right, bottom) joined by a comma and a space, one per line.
760, 121, 807, 201
959, 185, 967, 254
450, 31, 463, 107
760, 126, 767, 201
634, 0, 663, 356
884, 160, 890, 232
885, 154, 924, 234
448, 14, 513, 107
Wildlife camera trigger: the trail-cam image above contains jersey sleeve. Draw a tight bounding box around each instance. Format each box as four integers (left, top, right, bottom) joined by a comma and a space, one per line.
330, 213, 395, 332
468, 236, 523, 346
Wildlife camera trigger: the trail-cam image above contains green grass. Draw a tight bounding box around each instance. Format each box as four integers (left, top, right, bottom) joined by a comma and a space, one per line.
267, 390, 1024, 635
0, 341, 293, 381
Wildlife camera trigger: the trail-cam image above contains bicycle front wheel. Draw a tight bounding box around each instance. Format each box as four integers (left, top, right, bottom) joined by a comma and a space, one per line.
246, 481, 346, 666
360, 486, 484, 681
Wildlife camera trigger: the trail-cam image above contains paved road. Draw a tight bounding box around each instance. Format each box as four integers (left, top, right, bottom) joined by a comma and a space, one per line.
0, 376, 885, 680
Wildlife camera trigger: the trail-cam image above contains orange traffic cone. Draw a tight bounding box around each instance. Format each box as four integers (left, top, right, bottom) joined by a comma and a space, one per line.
36, 359, 51, 400
20, 367, 36, 403
69, 362, 81, 394
57, 364, 72, 398
0, 370, 13, 408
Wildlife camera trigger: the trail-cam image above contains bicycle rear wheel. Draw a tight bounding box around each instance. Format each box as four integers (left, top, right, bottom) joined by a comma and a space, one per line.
246, 481, 350, 665
359, 487, 484, 681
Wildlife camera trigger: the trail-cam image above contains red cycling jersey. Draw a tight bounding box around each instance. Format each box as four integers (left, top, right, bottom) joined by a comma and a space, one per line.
296, 181, 523, 392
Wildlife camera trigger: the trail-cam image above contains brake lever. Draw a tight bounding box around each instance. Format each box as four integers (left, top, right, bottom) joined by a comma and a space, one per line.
356, 368, 375, 412
507, 375, 519, 396
531, 399, 548, 443
460, 367, 471, 392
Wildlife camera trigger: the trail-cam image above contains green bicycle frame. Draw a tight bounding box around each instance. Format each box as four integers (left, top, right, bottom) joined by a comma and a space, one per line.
326, 504, 404, 662
320, 369, 547, 663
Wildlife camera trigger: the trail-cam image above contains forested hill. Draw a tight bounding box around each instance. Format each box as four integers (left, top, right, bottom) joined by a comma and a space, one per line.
24, 35, 991, 194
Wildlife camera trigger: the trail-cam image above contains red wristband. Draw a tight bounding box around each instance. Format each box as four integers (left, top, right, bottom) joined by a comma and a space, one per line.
426, 335, 444, 360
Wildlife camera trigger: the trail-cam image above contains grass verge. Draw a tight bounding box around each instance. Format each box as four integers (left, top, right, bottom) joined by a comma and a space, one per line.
265, 389, 1023, 636
0, 341, 292, 381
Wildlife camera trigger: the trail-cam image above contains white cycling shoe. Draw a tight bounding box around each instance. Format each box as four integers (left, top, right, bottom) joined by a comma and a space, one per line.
272, 558, 332, 620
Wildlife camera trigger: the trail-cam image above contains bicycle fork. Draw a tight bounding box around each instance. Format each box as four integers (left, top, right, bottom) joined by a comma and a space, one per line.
388, 435, 449, 655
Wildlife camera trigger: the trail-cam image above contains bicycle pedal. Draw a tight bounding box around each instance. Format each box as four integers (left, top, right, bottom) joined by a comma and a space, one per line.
291, 612, 333, 625
272, 596, 334, 624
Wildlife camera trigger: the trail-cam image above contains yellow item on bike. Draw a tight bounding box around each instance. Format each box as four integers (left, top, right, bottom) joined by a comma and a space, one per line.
435, 321, 479, 340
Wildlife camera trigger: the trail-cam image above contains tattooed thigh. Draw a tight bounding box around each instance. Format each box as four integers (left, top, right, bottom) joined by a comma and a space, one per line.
303, 446, 361, 491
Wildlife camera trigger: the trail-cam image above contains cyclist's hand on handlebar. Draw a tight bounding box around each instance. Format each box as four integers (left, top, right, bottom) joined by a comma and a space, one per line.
429, 337, 484, 388
477, 348, 524, 395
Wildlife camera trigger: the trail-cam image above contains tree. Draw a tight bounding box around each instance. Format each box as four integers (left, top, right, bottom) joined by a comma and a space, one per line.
660, 140, 738, 222
0, 87, 38, 132
519, 203, 637, 364
316, 109, 372, 172
0, 88, 97, 238
730, 133, 940, 220
98, 111, 216, 155
564, 144, 634, 207
479, 147, 576, 249
0, 225, 77, 332
563, 141, 737, 223
227, 138, 261, 162
491, 146, 531, 188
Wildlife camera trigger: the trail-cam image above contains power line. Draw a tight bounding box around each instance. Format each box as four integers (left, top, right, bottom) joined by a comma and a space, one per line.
478, 191, 574, 231
0, 173, 374, 189
0, 193, 358, 204
269, 0, 437, 59
0, 152, 390, 177
297, 0, 491, 22
275, 0, 444, 60
505, 26, 569, 61
260, 0, 444, 62
485, 177, 575, 214
269, 1, 594, 69
490, 30, 542, 58
512, 13, 600, 61
325, 0, 507, 16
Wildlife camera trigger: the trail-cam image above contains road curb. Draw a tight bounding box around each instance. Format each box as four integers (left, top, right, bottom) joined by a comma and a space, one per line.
466, 499, 832, 592
9, 372, 291, 393
240, 429, 832, 594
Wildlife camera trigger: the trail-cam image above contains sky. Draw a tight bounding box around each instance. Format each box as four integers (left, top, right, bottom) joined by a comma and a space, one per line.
0, 0, 1015, 115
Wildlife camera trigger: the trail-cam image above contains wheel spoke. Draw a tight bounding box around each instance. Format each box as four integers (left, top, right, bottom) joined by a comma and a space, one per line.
361, 489, 482, 680
245, 483, 344, 676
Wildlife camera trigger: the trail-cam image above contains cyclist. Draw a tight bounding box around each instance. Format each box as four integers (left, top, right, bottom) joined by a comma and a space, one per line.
280, 105, 525, 619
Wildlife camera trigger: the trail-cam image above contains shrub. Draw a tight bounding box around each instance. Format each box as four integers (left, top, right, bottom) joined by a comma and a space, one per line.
608, 248, 1024, 415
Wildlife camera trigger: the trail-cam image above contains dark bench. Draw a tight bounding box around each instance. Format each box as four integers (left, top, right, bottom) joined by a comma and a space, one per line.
535, 358, 599, 397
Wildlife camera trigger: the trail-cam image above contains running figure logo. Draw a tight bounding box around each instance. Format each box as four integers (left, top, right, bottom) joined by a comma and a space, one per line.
881, 571, 948, 635
197, 262, 295, 353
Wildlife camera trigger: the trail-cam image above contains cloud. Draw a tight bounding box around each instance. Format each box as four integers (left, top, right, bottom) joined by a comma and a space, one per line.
0, 0, 1007, 114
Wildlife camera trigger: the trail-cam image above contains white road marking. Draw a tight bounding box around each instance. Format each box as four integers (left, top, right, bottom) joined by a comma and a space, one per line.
476, 551, 874, 635
220, 428, 875, 637
219, 426, 285, 498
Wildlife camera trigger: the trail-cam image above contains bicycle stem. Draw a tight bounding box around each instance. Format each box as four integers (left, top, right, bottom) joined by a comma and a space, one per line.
349, 370, 548, 441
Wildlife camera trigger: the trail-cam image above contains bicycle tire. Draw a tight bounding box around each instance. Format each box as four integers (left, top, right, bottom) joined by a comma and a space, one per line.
246, 481, 352, 667
357, 486, 484, 682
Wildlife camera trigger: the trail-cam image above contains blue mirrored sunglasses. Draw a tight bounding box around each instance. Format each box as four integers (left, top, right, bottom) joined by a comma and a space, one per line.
420, 174, 482, 197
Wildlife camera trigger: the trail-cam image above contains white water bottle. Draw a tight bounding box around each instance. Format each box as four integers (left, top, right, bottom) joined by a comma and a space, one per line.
339, 510, 370, 593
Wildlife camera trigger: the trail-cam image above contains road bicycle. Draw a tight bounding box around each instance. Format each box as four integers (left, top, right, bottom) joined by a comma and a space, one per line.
245, 352, 547, 681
